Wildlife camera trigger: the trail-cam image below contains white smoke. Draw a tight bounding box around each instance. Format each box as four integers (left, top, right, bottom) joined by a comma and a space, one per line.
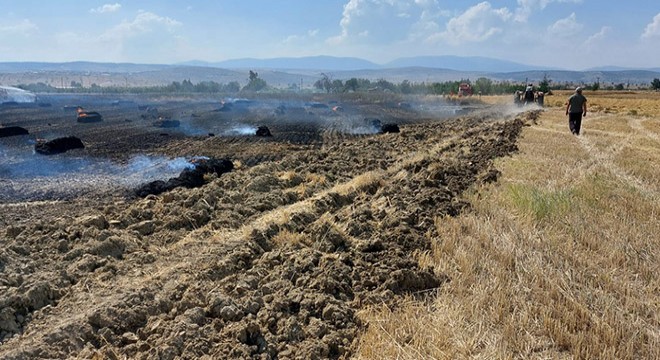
224, 125, 257, 136
119, 155, 194, 182
0, 86, 36, 103
0, 150, 198, 202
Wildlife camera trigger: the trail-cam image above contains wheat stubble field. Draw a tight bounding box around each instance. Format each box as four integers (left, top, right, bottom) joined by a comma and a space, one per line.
356, 92, 659, 359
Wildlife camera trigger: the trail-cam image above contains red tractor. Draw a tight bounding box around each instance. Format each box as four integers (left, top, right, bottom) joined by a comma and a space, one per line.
458, 83, 473, 97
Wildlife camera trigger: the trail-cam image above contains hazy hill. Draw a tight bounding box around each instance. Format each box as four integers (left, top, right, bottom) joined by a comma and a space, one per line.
585, 66, 660, 72
330, 67, 485, 83
0, 61, 169, 74
190, 55, 550, 73
490, 70, 660, 85
384, 56, 549, 73
1, 56, 659, 88
187, 56, 380, 71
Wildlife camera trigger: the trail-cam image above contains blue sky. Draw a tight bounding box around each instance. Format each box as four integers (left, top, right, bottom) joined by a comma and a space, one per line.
0, 0, 659, 70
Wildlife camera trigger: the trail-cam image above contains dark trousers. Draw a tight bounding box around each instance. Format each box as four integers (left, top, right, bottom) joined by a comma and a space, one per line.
568, 112, 583, 135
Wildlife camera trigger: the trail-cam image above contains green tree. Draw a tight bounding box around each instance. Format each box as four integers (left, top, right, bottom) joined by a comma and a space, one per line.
375, 79, 396, 92
314, 73, 333, 93
224, 81, 241, 93
651, 78, 660, 91
181, 79, 195, 92
242, 70, 267, 92
538, 73, 551, 93
330, 79, 343, 93
344, 78, 359, 92
399, 80, 412, 94
249, 70, 259, 82
474, 77, 493, 95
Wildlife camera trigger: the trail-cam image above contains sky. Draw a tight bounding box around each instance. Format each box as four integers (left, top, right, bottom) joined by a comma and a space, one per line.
0, 0, 659, 70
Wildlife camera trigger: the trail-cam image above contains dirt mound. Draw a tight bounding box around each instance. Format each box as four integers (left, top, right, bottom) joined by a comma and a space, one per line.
34, 136, 85, 155
0, 98, 533, 359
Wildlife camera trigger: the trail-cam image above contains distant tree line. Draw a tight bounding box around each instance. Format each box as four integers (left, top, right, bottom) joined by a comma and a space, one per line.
15, 71, 660, 95
17, 79, 243, 95
312, 74, 553, 95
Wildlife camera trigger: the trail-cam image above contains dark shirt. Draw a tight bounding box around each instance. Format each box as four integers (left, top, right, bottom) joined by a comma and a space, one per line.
567, 93, 587, 113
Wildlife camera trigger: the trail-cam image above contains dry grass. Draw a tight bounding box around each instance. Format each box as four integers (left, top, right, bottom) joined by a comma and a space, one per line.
546, 90, 660, 117
271, 229, 310, 247
355, 94, 659, 359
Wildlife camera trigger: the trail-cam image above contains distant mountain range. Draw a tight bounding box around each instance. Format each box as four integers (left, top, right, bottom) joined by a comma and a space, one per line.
585, 65, 660, 72
1, 56, 659, 87
181, 55, 553, 72
183, 56, 379, 72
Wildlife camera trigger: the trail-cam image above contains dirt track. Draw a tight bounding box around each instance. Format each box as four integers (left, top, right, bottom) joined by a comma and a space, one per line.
1, 94, 533, 359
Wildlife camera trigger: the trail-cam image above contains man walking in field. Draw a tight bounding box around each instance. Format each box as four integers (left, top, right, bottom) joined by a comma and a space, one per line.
566, 87, 587, 135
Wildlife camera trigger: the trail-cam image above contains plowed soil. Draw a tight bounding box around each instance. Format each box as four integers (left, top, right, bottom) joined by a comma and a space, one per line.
0, 94, 533, 359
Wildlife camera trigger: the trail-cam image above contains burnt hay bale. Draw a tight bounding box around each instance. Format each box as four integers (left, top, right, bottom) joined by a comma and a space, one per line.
256, 126, 272, 137
381, 123, 400, 133
76, 112, 103, 123
0, 126, 29, 138
134, 158, 234, 197
35, 136, 85, 155
365, 118, 399, 133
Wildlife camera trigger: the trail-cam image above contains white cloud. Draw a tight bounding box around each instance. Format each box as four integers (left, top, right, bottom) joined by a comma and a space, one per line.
284, 29, 320, 44
515, 0, 582, 22
328, 0, 445, 45
90, 3, 122, 14
547, 12, 582, 38
93, 11, 182, 62
642, 13, 660, 39
0, 19, 38, 35
585, 26, 611, 45
100, 11, 181, 41
428, 2, 512, 45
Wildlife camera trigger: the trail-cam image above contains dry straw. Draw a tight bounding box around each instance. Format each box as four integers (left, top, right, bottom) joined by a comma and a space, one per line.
356, 92, 660, 360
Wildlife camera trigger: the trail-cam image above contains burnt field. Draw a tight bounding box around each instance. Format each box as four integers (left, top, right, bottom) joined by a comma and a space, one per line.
1, 94, 463, 202
0, 93, 532, 359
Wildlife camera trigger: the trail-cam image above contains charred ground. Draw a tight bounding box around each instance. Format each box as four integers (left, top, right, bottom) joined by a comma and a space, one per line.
0, 93, 532, 359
